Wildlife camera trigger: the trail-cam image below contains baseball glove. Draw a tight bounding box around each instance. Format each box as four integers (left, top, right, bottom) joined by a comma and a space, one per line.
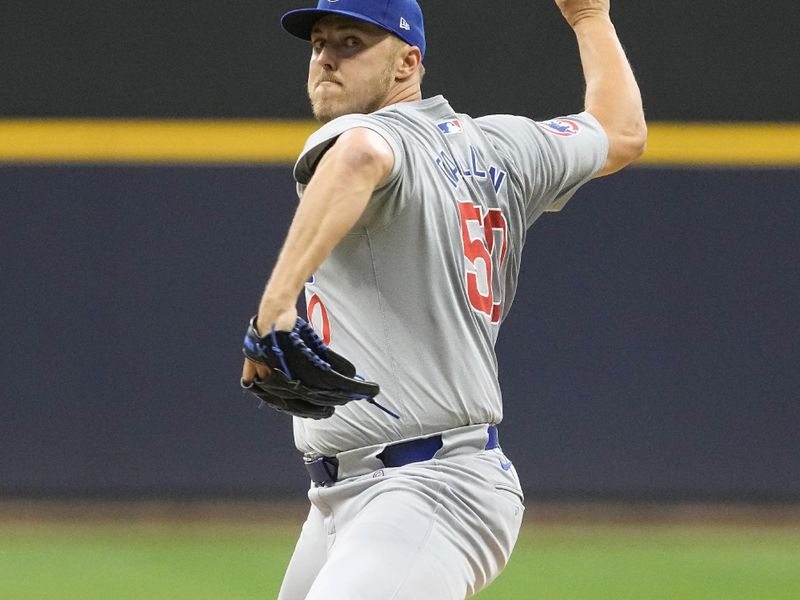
241, 316, 396, 420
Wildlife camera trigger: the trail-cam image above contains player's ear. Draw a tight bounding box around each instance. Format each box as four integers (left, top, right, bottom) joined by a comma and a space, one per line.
395, 44, 422, 81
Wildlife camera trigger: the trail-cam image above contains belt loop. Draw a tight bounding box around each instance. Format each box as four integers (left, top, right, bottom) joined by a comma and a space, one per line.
304, 456, 339, 487
486, 425, 499, 450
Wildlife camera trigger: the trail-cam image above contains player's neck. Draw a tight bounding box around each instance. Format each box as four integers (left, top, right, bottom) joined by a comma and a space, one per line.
379, 81, 422, 110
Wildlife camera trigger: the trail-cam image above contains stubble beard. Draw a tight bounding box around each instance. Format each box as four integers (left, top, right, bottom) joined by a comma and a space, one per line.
309, 65, 395, 123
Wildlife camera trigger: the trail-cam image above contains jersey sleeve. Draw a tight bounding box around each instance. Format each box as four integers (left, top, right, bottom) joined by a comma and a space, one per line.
292, 115, 405, 230
293, 114, 403, 185
475, 111, 608, 225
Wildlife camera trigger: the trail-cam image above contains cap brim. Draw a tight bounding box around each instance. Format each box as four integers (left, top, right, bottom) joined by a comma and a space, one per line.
281, 8, 393, 41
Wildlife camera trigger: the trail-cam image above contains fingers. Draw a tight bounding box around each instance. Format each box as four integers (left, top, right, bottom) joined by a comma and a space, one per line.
241, 358, 270, 384
242, 359, 256, 384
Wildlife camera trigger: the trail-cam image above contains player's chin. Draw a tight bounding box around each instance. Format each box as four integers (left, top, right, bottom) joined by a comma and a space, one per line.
308, 93, 331, 119
311, 100, 348, 123
311, 106, 336, 123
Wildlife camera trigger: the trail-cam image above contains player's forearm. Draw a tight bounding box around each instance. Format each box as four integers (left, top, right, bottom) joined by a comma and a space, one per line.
255, 141, 386, 332
573, 17, 647, 174
257, 174, 371, 328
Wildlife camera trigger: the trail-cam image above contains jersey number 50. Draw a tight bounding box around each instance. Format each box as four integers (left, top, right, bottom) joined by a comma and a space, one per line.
457, 201, 508, 324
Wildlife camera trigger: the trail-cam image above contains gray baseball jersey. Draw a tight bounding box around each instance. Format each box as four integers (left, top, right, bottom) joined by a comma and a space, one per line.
293, 95, 607, 457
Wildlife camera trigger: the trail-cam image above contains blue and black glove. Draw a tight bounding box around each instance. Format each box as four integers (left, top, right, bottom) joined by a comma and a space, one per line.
241, 316, 396, 420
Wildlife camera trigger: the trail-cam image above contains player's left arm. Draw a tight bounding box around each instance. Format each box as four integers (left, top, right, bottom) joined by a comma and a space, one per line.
241, 127, 394, 383
556, 0, 647, 176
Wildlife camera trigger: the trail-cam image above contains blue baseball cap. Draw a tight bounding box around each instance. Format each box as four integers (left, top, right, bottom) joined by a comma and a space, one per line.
281, 0, 426, 60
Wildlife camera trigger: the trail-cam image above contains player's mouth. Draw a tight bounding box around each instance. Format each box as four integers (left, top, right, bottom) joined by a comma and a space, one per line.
316, 78, 342, 88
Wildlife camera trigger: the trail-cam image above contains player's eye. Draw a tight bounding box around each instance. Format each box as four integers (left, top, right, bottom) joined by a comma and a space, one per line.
311, 39, 325, 52
344, 36, 360, 48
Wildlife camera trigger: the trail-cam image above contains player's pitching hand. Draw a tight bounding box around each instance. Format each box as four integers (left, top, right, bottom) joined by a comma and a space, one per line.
239, 313, 382, 420
241, 306, 298, 384
242, 356, 269, 385
554, 0, 610, 28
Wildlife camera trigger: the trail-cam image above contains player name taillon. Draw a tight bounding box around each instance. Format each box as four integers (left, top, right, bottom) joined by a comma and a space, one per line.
435, 144, 508, 193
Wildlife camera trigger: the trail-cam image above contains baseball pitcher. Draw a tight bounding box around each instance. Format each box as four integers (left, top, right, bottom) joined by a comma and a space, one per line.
240, 0, 646, 598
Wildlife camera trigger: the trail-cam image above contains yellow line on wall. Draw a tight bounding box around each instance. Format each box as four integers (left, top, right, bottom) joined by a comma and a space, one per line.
0, 120, 320, 164
1, 119, 799, 166
643, 122, 800, 166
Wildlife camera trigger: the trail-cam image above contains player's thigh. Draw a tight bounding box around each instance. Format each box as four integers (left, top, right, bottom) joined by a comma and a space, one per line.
304, 460, 523, 600
304, 481, 471, 600
448, 449, 526, 592
277, 504, 329, 600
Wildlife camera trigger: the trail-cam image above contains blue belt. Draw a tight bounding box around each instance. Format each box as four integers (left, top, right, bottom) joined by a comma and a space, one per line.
305, 425, 499, 487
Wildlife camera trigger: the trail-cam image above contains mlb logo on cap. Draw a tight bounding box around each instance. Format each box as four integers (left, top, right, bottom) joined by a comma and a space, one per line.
437, 119, 464, 135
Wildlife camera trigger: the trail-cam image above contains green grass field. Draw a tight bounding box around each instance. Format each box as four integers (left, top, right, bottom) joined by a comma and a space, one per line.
1, 516, 798, 599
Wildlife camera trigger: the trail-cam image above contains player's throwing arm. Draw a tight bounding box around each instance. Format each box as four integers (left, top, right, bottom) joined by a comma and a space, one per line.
555, 0, 647, 175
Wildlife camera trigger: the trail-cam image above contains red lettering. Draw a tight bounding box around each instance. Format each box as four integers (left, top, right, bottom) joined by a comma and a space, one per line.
307, 293, 331, 345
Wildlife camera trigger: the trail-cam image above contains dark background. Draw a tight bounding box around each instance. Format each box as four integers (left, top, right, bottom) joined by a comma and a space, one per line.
2, 1, 799, 120
2, 166, 798, 500
1, 1, 798, 501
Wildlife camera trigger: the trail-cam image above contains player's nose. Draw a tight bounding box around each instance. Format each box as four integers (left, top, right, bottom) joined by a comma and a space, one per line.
313, 46, 337, 71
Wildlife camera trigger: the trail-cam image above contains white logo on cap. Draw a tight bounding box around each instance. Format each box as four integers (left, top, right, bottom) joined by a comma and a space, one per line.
399, 17, 410, 30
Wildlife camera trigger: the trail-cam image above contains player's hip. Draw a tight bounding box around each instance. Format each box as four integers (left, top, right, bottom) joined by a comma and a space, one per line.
304, 441, 525, 597
302, 423, 503, 484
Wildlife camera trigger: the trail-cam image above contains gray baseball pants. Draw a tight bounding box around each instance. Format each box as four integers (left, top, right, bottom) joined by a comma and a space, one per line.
277, 424, 525, 600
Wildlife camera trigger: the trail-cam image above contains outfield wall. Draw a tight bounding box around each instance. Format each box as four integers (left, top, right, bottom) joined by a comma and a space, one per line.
2, 1, 798, 121
2, 164, 798, 500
